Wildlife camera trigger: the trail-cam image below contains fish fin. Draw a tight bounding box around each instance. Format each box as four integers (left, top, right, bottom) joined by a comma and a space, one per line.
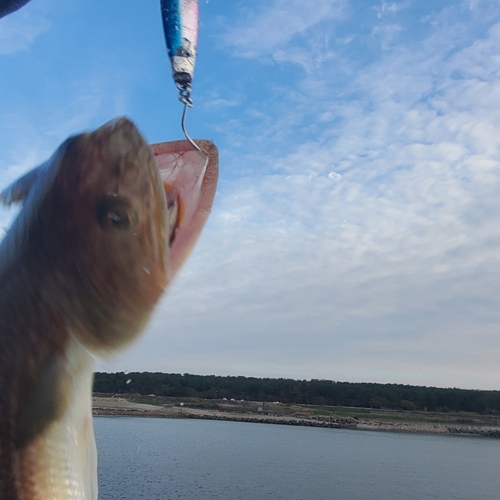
151, 140, 219, 278
0, 164, 44, 206
0, 151, 63, 271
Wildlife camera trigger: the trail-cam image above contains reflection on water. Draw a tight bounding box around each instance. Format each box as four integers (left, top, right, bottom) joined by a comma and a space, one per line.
95, 417, 500, 500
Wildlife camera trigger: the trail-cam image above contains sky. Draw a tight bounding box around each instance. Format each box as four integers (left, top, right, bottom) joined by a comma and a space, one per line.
1, 0, 500, 390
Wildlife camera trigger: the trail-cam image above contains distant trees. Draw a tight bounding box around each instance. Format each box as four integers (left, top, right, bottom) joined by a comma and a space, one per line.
92, 372, 500, 414
369, 397, 390, 409
400, 400, 417, 411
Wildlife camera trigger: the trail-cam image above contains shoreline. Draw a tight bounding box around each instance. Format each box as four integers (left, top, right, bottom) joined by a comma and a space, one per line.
92, 397, 500, 438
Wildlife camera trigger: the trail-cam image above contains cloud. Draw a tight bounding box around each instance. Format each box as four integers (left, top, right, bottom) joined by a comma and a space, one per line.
0, 9, 50, 54
104, 1, 500, 389
203, 94, 240, 111
375, 1, 410, 19
3, 0, 500, 389
221, 0, 346, 58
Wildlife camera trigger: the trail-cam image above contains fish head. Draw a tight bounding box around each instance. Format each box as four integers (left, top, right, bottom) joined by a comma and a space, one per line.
51, 118, 170, 350
1, 117, 218, 353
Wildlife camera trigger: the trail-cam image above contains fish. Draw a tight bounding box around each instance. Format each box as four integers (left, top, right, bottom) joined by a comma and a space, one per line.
0, 117, 218, 499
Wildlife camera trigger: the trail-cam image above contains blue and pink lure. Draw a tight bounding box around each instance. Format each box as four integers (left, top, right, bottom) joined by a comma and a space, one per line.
160, 0, 199, 90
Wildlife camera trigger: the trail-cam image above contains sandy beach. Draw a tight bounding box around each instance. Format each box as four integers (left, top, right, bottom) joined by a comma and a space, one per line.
92, 396, 500, 438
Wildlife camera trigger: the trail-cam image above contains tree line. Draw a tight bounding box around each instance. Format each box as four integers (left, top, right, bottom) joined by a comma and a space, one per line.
93, 372, 500, 414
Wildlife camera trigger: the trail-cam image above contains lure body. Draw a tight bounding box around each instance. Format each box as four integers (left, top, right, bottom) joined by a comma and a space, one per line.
160, 0, 199, 89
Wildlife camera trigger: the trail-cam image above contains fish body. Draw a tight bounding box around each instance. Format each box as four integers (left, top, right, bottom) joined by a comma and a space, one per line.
160, 0, 199, 88
0, 118, 218, 499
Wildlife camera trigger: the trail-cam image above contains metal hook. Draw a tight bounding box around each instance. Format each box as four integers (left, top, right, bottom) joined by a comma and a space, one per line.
177, 83, 209, 174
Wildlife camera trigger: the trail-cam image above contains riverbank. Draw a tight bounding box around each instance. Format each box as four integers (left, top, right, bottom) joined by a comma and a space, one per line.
92, 395, 500, 438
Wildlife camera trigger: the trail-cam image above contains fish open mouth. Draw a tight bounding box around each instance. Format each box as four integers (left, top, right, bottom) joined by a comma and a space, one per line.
152, 139, 218, 279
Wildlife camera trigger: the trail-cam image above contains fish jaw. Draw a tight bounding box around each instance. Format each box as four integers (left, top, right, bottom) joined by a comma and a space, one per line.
152, 139, 219, 280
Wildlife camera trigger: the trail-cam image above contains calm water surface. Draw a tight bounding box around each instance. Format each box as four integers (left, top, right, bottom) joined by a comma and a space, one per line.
95, 417, 500, 500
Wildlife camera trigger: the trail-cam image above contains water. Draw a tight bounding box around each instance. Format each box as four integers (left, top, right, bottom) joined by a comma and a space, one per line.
95, 417, 500, 500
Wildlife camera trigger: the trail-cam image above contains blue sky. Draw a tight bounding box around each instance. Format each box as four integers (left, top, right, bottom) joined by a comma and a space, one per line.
2, 0, 500, 390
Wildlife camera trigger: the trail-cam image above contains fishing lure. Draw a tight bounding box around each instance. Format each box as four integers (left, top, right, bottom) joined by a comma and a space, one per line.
160, 0, 198, 98
160, 0, 205, 157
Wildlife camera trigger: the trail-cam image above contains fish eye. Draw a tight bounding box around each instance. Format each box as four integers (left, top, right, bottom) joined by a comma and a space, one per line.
96, 194, 137, 231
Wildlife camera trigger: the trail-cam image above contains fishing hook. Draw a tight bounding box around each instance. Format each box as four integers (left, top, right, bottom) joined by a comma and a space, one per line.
177, 83, 209, 173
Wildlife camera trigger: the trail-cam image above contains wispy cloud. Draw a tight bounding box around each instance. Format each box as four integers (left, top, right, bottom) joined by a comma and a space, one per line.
105, 1, 500, 389
0, 9, 50, 54
375, 1, 410, 19
221, 0, 346, 58
3, 0, 500, 388
203, 93, 240, 111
